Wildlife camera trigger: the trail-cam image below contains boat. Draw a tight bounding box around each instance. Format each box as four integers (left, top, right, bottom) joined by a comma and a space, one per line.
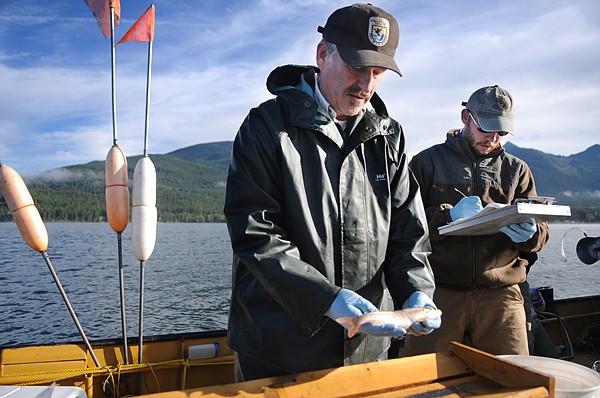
1, 169, 598, 396
1, 289, 598, 397
1, 160, 599, 397
1, 161, 600, 397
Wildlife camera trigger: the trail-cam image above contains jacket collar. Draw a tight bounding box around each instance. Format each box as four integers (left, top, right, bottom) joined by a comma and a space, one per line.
266, 65, 394, 146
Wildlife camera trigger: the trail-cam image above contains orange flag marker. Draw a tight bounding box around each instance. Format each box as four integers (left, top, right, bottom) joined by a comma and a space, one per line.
84, 0, 121, 38
117, 5, 155, 46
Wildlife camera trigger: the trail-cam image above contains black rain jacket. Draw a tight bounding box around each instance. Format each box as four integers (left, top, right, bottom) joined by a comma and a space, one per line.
224, 65, 435, 374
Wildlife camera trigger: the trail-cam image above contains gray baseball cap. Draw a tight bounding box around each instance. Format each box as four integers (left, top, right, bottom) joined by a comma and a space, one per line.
462, 85, 515, 134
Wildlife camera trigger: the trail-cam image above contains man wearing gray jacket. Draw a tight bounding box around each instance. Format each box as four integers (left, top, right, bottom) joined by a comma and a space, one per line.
224, 3, 439, 381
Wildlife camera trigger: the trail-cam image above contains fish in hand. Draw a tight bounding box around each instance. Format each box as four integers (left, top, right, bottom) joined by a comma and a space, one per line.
337, 307, 442, 338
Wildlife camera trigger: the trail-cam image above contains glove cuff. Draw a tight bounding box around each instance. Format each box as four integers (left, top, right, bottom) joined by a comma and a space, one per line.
439, 203, 454, 224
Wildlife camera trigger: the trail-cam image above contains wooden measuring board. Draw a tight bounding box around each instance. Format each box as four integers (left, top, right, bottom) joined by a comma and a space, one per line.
146, 342, 554, 398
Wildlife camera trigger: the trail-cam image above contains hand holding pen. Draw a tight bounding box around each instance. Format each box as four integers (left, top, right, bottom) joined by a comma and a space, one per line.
449, 188, 483, 221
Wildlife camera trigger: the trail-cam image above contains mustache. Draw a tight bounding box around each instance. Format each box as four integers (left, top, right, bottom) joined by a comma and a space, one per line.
344, 86, 371, 100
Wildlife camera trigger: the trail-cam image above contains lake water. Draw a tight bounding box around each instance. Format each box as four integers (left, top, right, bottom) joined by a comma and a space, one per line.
0, 222, 599, 347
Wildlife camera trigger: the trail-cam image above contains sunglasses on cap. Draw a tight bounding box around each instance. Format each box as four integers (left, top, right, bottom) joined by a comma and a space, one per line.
468, 111, 510, 137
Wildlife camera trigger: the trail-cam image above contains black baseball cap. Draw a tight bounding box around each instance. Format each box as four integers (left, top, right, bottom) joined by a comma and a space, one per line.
317, 3, 401, 76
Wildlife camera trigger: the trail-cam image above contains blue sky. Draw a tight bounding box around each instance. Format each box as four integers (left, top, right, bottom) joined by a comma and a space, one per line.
1, 0, 599, 176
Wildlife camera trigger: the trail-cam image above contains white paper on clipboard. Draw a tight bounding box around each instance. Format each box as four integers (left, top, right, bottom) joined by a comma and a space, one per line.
438, 202, 571, 236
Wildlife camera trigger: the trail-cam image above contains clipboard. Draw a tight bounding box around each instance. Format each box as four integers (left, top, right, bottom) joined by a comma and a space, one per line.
438, 199, 571, 236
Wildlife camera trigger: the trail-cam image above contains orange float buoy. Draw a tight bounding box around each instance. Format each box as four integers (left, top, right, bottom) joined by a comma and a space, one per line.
0, 163, 48, 252
1, 161, 101, 367
105, 144, 130, 232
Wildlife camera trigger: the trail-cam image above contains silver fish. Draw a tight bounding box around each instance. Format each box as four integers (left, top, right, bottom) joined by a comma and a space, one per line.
337, 307, 442, 338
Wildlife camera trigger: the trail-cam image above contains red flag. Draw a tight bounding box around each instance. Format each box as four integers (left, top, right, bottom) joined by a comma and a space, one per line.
84, 0, 120, 38
116, 5, 155, 46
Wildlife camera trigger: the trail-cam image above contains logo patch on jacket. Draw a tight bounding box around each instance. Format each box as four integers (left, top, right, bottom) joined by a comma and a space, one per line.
375, 173, 387, 183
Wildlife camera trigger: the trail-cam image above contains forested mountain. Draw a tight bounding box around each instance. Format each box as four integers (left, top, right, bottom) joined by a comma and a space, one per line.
1, 141, 598, 222
503, 142, 600, 206
0, 142, 231, 223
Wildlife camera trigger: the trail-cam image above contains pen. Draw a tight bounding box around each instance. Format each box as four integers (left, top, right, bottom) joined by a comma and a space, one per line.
454, 188, 467, 198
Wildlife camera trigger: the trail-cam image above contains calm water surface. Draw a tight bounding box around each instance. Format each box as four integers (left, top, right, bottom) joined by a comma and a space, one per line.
0, 223, 232, 346
0, 222, 598, 347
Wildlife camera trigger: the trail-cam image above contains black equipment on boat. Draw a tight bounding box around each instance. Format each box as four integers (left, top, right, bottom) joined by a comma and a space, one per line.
576, 236, 600, 265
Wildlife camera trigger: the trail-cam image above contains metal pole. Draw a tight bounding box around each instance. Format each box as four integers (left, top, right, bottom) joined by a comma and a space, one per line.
137, 259, 146, 394
143, 40, 153, 158
138, 259, 145, 364
110, 7, 118, 146
117, 232, 129, 364
41, 251, 100, 367
110, 4, 128, 365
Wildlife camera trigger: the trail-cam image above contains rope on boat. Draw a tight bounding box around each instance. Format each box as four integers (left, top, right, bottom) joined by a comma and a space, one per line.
0, 358, 234, 387
576, 322, 600, 352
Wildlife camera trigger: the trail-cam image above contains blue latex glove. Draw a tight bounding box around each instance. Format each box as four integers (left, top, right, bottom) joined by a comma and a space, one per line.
401, 291, 441, 336
326, 289, 378, 319
500, 218, 537, 243
326, 289, 406, 337
449, 196, 483, 221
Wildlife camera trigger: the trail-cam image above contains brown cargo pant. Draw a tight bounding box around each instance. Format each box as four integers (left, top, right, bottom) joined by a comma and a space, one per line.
404, 284, 529, 356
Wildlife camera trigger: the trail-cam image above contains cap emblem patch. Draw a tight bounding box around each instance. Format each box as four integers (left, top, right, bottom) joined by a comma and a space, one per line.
496, 96, 510, 110
368, 17, 389, 47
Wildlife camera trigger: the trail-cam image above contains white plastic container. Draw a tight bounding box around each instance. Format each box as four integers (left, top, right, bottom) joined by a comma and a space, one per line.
500, 355, 600, 398
188, 343, 219, 360
0, 385, 87, 397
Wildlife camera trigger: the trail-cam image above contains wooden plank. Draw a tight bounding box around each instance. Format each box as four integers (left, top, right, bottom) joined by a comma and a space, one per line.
371, 375, 549, 398
270, 355, 467, 398
449, 342, 554, 397
146, 384, 549, 398
346, 387, 549, 398
370, 374, 496, 397
143, 353, 472, 397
